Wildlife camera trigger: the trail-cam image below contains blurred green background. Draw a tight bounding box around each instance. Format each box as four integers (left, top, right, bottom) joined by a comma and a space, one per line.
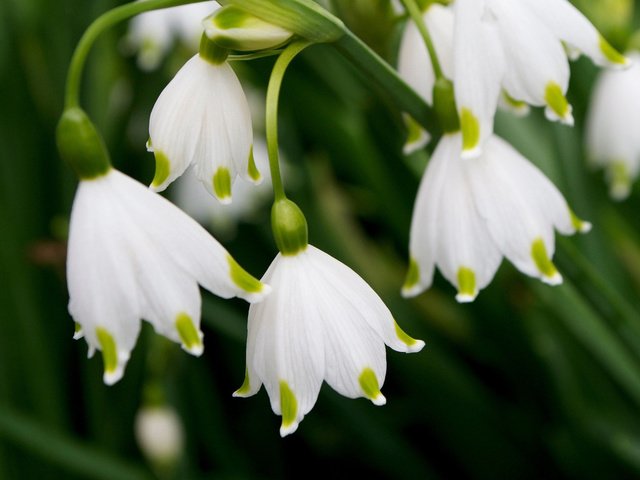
1, 0, 640, 478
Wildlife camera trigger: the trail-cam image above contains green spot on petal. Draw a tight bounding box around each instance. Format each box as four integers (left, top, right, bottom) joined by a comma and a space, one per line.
457, 267, 476, 299
460, 108, 480, 152
175, 313, 202, 353
96, 327, 117, 376
279, 381, 298, 429
150, 150, 170, 188
544, 82, 570, 120
402, 258, 420, 292
394, 320, 418, 347
531, 238, 559, 279
359, 368, 382, 402
247, 146, 261, 182
74, 322, 82, 334
405, 115, 424, 146
234, 369, 252, 396
227, 254, 264, 293
213, 167, 232, 201
599, 35, 627, 64
502, 91, 529, 114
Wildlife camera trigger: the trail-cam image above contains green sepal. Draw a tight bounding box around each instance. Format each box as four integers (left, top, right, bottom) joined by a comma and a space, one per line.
56, 107, 111, 180
199, 34, 230, 64
219, 0, 345, 44
271, 199, 308, 256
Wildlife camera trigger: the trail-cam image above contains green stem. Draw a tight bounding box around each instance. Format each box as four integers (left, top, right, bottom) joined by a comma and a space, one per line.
265, 40, 311, 201
64, 0, 206, 109
399, 0, 444, 80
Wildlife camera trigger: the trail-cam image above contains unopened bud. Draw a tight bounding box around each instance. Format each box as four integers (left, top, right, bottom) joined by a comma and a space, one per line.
204, 6, 294, 51
135, 406, 184, 469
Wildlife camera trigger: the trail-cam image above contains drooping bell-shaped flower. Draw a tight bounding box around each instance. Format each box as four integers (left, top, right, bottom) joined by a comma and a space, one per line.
452, 0, 629, 158
403, 133, 591, 302
586, 51, 640, 200
67, 167, 270, 384
148, 36, 260, 203
234, 199, 424, 436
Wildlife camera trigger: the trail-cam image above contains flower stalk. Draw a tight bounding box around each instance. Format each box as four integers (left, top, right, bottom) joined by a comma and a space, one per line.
64, 0, 205, 109
399, 0, 445, 80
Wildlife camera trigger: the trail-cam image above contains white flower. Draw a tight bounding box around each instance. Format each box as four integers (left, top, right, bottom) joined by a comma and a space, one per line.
135, 406, 184, 466
403, 133, 591, 302
126, 1, 219, 71
147, 51, 259, 203
452, 0, 629, 158
586, 51, 640, 200
233, 245, 425, 437
67, 168, 269, 384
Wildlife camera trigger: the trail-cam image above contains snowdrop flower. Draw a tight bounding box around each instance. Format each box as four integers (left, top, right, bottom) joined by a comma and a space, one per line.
397, 3, 454, 154
147, 36, 259, 203
452, 0, 629, 158
586, 51, 640, 200
68, 168, 269, 384
403, 133, 591, 302
234, 200, 424, 436
126, 1, 219, 71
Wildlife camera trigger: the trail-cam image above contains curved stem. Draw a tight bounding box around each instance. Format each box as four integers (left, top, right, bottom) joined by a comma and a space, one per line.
399, 0, 444, 80
265, 40, 311, 202
64, 0, 206, 109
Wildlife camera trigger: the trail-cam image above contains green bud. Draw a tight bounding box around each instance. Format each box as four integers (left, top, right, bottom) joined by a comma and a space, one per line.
433, 77, 460, 133
271, 198, 308, 256
219, 0, 345, 44
56, 108, 111, 180
204, 6, 294, 51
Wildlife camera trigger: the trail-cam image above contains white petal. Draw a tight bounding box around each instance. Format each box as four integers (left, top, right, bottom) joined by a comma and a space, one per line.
307, 246, 424, 354
248, 253, 325, 436
405, 134, 456, 297
111, 170, 269, 303
520, 0, 630, 68
490, 0, 573, 124
433, 137, 502, 301
466, 136, 571, 284
148, 55, 209, 191
67, 171, 142, 383
453, 0, 505, 157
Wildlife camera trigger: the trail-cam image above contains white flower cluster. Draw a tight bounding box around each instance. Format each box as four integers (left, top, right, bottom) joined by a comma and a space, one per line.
397, 0, 622, 301
66, 1, 424, 437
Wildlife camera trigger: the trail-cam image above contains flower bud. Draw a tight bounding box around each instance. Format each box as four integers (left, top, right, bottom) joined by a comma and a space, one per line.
204, 6, 294, 51
271, 198, 308, 256
135, 406, 184, 469
56, 108, 111, 179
